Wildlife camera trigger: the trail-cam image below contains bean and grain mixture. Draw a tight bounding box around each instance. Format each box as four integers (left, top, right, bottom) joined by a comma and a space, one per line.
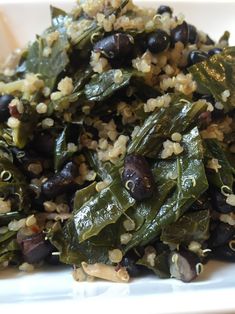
0, 0, 234, 283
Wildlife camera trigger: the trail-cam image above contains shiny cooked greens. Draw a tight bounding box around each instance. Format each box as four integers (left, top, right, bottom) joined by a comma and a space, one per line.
0, 0, 235, 282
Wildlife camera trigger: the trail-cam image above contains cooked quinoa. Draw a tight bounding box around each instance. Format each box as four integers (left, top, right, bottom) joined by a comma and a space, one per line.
0, 0, 234, 284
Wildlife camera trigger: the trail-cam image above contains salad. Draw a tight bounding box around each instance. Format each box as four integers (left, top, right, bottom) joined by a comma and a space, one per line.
0, 0, 234, 283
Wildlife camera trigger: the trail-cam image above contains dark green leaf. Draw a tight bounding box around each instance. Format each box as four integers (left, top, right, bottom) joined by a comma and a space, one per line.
73, 182, 97, 210
161, 209, 210, 245
0, 238, 19, 256
131, 77, 162, 101
25, 26, 70, 89
54, 123, 80, 171
0, 230, 16, 243
0, 140, 13, 162
85, 69, 133, 102
73, 176, 135, 243
189, 46, 235, 112
84, 149, 116, 181
0, 158, 30, 212
50, 67, 93, 112
73, 66, 94, 92
50, 221, 112, 266
75, 19, 103, 51
126, 128, 208, 248
124, 180, 176, 241
0, 101, 38, 149
74, 0, 129, 50
12, 121, 35, 149
128, 99, 207, 158
203, 139, 234, 190
0, 251, 20, 265
0, 231, 20, 265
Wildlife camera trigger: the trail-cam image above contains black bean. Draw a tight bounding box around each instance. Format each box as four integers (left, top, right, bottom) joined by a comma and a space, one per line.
45, 253, 61, 265
168, 250, 201, 282
122, 154, 155, 201
157, 5, 173, 16
41, 162, 79, 199
30, 195, 45, 212
208, 48, 223, 57
209, 222, 235, 248
32, 132, 55, 157
210, 189, 234, 214
17, 231, 53, 264
121, 251, 147, 277
0, 94, 13, 122
211, 107, 225, 120
45, 244, 61, 265
212, 242, 235, 262
135, 36, 148, 53
94, 33, 134, 59
171, 21, 189, 46
187, 50, 208, 66
147, 29, 170, 54
188, 24, 198, 44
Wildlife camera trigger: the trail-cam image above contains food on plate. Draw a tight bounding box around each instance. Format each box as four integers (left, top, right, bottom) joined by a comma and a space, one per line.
0, 0, 234, 283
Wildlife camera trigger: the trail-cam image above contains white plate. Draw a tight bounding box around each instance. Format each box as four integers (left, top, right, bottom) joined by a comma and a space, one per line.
0, 1, 235, 313
1, 261, 235, 313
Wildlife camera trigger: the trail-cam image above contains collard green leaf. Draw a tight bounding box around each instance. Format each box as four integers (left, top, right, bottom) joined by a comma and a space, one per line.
126, 127, 208, 249
0, 230, 16, 243
0, 238, 19, 256
75, 19, 103, 51
51, 181, 124, 265
203, 139, 234, 190
0, 100, 38, 149
0, 231, 20, 265
50, 91, 83, 113
11, 121, 34, 149
73, 182, 97, 210
73, 66, 94, 92
131, 78, 162, 101
25, 25, 70, 89
0, 158, 29, 212
0, 140, 13, 162
189, 47, 235, 112
123, 180, 176, 239
74, 0, 129, 50
127, 100, 207, 158
161, 209, 210, 245
0, 252, 19, 265
50, 67, 93, 112
50, 221, 114, 266
54, 123, 80, 171
84, 150, 117, 181
73, 176, 135, 243
85, 69, 133, 102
